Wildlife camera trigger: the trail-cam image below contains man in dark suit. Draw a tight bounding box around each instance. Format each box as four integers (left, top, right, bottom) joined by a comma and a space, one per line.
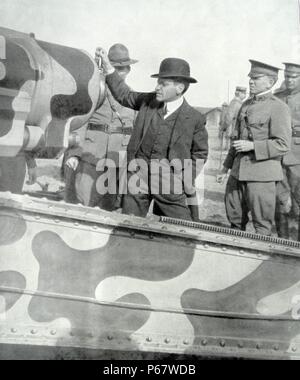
96, 48, 208, 221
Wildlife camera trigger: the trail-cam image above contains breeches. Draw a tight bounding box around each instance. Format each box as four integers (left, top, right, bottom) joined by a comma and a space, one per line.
225, 176, 276, 236
276, 165, 300, 214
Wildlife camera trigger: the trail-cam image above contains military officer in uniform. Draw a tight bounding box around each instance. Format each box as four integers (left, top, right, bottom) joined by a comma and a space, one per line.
64, 44, 137, 210
217, 60, 291, 236
218, 102, 229, 150
223, 86, 247, 149
275, 62, 300, 239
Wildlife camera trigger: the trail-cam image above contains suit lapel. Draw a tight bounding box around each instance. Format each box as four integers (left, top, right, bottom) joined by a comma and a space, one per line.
133, 100, 161, 153
169, 99, 191, 147
141, 100, 162, 139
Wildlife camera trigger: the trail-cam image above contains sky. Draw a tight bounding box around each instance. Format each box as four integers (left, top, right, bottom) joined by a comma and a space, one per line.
0, 0, 299, 106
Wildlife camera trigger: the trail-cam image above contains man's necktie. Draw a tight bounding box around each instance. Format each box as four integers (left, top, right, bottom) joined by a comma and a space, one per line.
162, 104, 168, 117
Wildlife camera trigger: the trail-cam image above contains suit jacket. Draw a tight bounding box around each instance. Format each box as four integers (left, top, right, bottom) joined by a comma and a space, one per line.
275, 88, 300, 166
106, 71, 208, 184
224, 92, 291, 182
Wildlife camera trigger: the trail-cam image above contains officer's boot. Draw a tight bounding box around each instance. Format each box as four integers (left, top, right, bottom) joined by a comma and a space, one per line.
275, 212, 289, 240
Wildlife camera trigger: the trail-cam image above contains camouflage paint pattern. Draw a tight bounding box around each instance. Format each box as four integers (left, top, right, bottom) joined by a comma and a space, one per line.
1, 193, 300, 359
0, 26, 105, 158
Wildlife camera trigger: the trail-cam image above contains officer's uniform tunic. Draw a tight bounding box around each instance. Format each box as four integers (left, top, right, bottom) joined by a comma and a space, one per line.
64, 88, 135, 209
275, 87, 300, 237
223, 92, 291, 235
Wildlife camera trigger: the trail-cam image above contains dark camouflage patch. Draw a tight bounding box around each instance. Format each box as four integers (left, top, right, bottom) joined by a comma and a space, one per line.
0, 37, 36, 137
29, 230, 194, 330
34, 40, 96, 156
31, 230, 194, 288
29, 291, 151, 336
181, 260, 300, 344
0, 212, 26, 246
36, 41, 94, 122
0, 271, 26, 311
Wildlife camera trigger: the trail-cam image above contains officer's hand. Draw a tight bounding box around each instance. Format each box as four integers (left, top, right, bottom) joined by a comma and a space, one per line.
233, 140, 254, 153
66, 157, 79, 171
95, 47, 114, 73
27, 167, 37, 185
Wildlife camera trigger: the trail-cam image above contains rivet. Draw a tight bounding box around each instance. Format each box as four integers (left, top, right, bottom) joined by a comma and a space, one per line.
238, 342, 244, 348
107, 335, 113, 340
123, 220, 130, 224
149, 234, 154, 240
220, 340, 226, 347
183, 340, 189, 345
50, 330, 57, 335
92, 225, 98, 230
292, 347, 297, 352
142, 223, 149, 228
204, 244, 209, 249
256, 343, 262, 350
127, 337, 132, 342
35, 216, 40, 220
164, 338, 170, 344
161, 226, 168, 231
201, 339, 207, 346
130, 231, 135, 237
31, 329, 37, 335
222, 247, 227, 252
273, 345, 279, 351
180, 230, 186, 233
240, 250, 245, 254
73, 222, 79, 226
146, 337, 152, 342
10, 328, 17, 333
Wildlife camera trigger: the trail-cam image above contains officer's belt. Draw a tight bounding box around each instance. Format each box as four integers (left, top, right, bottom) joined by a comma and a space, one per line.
292, 126, 300, 137
88, 123, 132, 135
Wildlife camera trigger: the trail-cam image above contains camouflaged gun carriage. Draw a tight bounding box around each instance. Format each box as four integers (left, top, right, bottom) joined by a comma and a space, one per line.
1, 27, 300, 360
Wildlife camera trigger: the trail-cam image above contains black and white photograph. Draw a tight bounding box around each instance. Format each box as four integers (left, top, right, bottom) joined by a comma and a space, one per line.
0, 0, 300, 362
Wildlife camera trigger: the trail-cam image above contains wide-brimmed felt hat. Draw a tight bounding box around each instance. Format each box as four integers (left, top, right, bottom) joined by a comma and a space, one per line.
108, 44, 138, 67
151, 58, 197, 83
